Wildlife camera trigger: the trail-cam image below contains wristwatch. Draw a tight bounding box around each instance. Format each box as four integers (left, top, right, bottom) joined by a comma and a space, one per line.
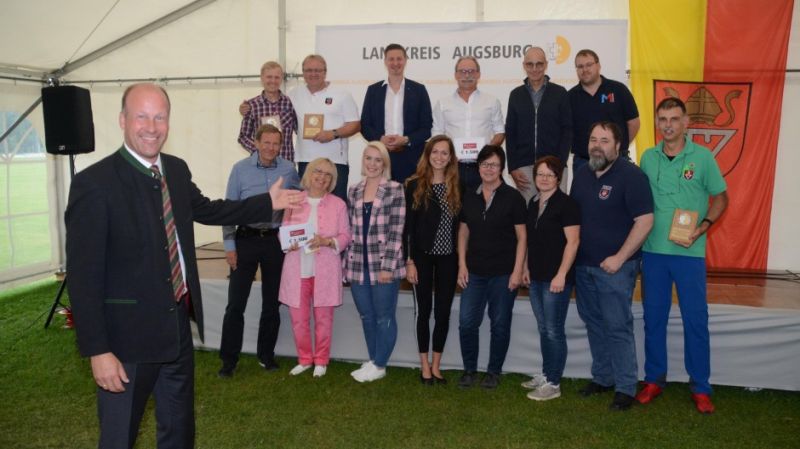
332, 129, 340, 139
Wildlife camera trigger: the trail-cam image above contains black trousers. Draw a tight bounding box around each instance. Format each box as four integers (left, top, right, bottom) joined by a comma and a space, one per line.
414, 252, 458, 353
97, 299, 194, 449
219, 233, 284, 365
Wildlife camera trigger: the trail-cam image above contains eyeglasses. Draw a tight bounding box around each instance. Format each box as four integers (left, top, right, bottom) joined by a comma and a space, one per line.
479, 162, 501, 170
456, 69, 478, 76
575, 61, 596, 71
535, 172, 557, 179
303, 68, 326, 74
311, 168, 333, 178
524, 61, 546, 69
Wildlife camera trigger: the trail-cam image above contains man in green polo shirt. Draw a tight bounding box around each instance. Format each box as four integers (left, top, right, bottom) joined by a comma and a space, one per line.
636, 97, 728, 414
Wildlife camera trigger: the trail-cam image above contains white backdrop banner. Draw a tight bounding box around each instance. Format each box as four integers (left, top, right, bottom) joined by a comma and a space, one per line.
316, 20, 627, 108
315, 20, 628, 181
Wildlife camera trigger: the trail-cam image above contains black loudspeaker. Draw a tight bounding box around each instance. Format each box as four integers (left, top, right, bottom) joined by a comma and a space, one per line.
41, 85, 95, 155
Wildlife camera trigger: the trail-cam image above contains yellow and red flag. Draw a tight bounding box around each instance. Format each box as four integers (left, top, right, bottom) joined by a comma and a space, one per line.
630, 0, 794, 269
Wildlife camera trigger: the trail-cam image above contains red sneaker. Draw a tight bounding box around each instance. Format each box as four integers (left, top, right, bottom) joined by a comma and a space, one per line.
692, 393, 715, 414
635, 382, 663, 404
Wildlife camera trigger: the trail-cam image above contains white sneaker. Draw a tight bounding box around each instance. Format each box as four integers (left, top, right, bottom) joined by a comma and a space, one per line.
313, 365, 327, 378
521, 373, 548, 390
353, 363, 386, 383
527, 382, 561, 401
350, 361, 374, 378
289, 364, 312, 376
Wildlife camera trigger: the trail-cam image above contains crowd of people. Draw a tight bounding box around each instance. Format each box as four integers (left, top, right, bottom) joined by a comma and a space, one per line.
65, 43, 728, 448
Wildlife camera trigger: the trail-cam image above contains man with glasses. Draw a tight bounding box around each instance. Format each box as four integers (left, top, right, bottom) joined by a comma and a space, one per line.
218, 125, 301, 378
288, 54, 361, 200
636, 97, 728, 414
570, 121, 653, 411
569, 49, 640, 173
432, 56, 505, 190
506, 46, 572, 202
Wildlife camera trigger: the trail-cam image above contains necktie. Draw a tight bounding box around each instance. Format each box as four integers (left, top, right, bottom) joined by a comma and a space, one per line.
150, 165, 186, 301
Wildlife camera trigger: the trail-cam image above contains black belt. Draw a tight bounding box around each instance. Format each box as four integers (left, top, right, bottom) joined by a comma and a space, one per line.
236, 226, 278, 238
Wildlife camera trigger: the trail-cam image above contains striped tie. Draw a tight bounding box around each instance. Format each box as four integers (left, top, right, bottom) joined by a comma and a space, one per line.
150, 165, 186, 302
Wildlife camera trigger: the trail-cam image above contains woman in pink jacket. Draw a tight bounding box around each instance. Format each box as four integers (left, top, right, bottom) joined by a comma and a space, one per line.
279, 158, 351, 378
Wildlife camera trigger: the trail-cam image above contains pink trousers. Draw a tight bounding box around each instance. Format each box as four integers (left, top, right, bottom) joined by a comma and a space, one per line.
288, 277, 335, 366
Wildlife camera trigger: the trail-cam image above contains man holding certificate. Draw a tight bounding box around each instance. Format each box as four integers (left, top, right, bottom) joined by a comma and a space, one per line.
431, 56, 505, 190
289, 54, 361, 201
637, 97, 729, 414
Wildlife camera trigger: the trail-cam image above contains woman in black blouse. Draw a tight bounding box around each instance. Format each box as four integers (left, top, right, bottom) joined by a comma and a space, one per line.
521, 155, 580, 401
404, 135, 461, 385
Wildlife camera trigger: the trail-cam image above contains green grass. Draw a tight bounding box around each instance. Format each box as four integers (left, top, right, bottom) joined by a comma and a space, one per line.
2, 281, 799, 449
0, 162, 51, 270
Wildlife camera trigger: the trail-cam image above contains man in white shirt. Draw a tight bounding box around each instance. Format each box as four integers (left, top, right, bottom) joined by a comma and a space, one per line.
289, 54, 361, 200
432, 56, 505, 190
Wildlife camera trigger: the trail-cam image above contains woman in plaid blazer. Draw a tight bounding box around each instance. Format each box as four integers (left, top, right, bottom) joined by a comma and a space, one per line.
345, 142, 406, 383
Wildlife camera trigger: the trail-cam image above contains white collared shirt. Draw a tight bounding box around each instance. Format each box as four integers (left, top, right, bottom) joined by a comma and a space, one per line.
432, 88, 504, 141
383, 78, 405, 135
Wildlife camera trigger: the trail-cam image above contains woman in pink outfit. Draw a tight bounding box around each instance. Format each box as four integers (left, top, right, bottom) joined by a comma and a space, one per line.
279, 158, 351, 378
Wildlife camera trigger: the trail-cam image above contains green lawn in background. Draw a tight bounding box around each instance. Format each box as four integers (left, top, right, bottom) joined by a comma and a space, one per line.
0, 161, 51, 271
1, 281, 798, 449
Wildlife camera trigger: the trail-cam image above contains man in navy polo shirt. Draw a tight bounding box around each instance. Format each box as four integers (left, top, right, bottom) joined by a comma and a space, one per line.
570, 121, 653, 411
569, 49, 639, 173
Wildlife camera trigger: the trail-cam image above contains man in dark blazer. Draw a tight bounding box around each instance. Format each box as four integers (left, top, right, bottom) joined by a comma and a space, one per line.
360, 43, 432, 183
65, 83, 300, 449
506, 46, 572, 202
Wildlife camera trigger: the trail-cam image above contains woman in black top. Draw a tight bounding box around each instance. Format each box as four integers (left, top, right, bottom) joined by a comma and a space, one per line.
404, 135, 461, 385
456, 145, 527, 389
521, 155, 580, 401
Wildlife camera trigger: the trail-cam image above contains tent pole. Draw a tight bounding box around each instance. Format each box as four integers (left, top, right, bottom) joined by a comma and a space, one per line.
0, 97, 42, 147
279, 0, 287, 70
50, 0, 217, 79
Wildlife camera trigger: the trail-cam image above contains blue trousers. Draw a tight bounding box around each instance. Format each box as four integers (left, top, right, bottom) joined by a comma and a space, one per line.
528, 281, 572, 385
458, 273, 518, 374
642, 252, 712, 394
575, 260, 640, 396
350, 278, 400, 368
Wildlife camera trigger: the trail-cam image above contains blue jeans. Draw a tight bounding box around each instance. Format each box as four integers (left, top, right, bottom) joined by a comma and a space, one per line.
298, 161, 349, 202
528, 281, 572, 385
350, 279, 400, 368
458, 273, 518, 374
575, 260, 639, 396
642, 252, 711, 394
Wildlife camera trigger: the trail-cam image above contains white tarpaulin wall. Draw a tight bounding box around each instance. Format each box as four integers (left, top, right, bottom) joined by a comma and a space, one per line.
0, 0, 798, 285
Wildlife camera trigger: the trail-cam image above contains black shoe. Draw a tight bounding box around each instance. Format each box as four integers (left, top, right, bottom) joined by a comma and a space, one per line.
458, 371, 478, 389
609, 392, 635, 411
579, 381, 614, 397
480, 372, 500, 390
432, 373, 448, 385
218, 363, 236, 378
259, 358, 279, 372
420, 373, 434, 385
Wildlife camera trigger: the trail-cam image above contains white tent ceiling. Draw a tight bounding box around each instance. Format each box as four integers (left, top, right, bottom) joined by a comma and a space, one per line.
0, 0, 202, 77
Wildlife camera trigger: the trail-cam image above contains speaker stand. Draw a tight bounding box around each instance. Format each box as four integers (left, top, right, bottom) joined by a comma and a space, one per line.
44, 154, 76, 329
